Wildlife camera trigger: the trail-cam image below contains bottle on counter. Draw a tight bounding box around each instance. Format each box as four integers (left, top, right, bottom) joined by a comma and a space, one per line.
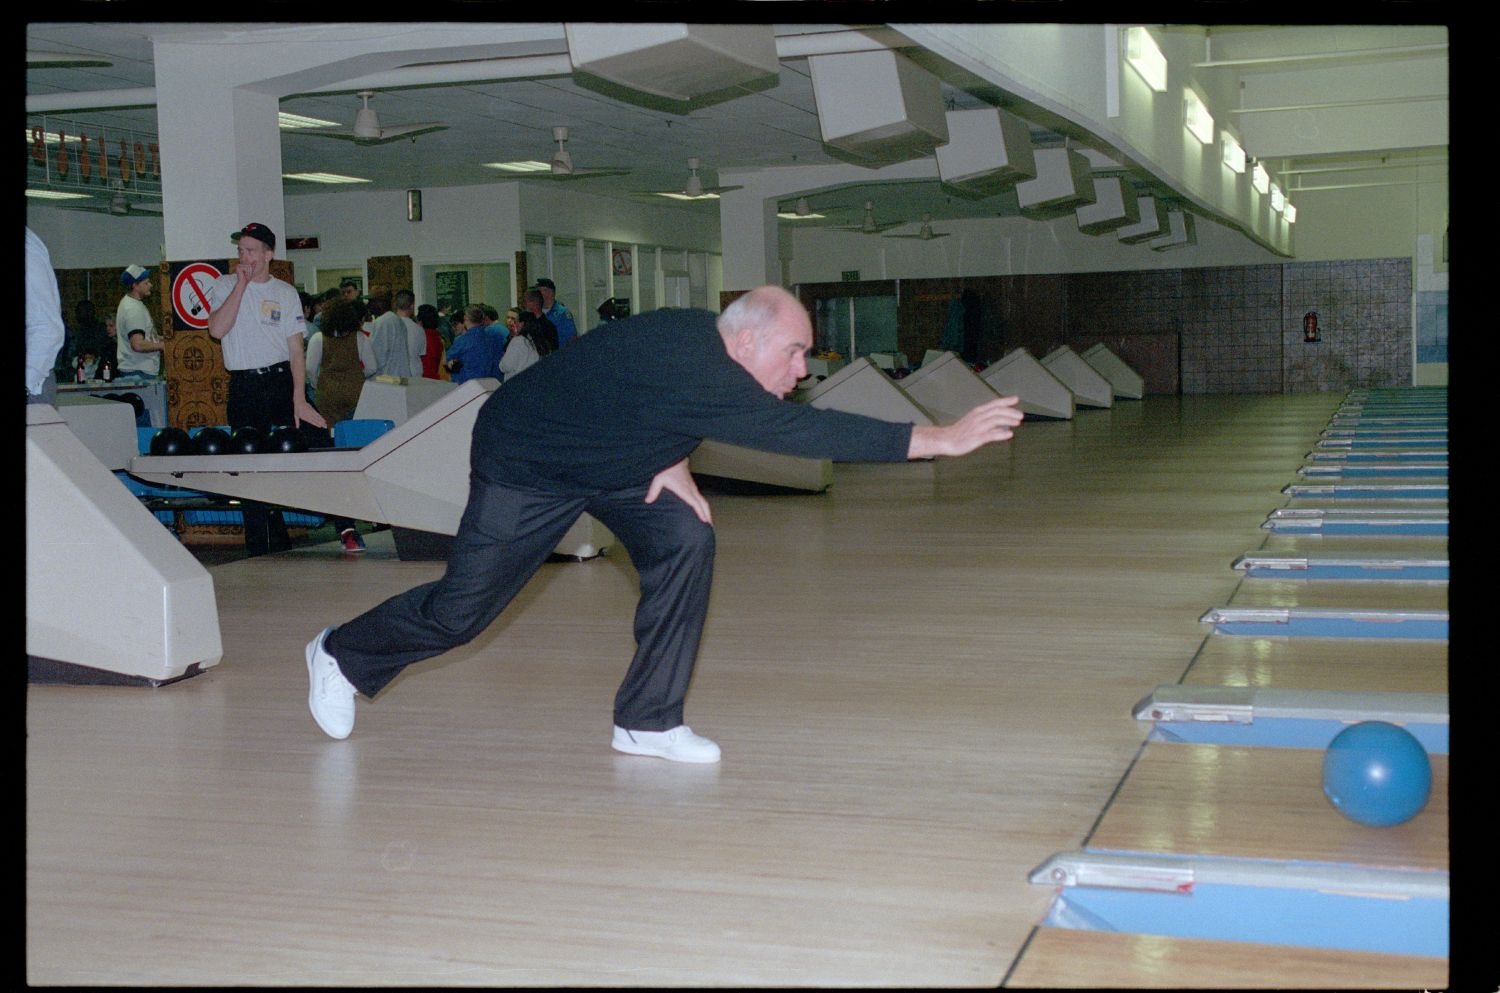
75, 355, 86, 384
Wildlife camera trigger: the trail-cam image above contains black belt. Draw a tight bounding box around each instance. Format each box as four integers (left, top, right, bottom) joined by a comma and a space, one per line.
231, 361, 291, 376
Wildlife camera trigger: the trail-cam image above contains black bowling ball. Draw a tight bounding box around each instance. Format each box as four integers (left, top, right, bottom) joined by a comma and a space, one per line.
229, 426, 264, 454
266, 425, 307, 454
149, 427, 191, 457
192, 427, 232, 456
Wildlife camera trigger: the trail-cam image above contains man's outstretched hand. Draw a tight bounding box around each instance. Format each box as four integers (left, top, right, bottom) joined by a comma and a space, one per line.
907, 395, 1024, 459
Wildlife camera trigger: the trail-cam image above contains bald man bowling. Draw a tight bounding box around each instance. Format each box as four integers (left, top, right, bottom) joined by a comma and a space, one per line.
305, 285, 1023, 762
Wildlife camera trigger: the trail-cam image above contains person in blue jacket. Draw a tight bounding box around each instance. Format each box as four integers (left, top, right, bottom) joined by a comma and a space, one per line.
442, 304, 506, 384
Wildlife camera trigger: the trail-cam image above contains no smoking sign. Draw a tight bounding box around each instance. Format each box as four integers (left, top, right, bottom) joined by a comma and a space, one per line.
170, 261, 223, 330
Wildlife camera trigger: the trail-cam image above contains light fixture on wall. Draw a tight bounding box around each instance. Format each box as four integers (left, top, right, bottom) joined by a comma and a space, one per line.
1124, 26, 1167, 92
1251, 161, 1270, 195
1220, 132, 1246, 173
1270, 184, 1285, 213
1284, 202, 1297, 224
406, 189, 422, 222
1184, 89, 1214, 145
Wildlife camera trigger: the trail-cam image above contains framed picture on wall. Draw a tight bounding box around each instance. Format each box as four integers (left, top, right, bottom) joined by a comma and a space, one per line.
611, 248, 632, 276
435, 270, 469, 312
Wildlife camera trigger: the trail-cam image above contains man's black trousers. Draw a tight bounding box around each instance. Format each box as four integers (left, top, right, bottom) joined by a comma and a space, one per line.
325, 473, 716, 731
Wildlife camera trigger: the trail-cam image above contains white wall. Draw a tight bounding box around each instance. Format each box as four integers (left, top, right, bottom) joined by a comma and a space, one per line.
518, 182, 721, 249
26, 205, 164, 269
280, 182, 524, 283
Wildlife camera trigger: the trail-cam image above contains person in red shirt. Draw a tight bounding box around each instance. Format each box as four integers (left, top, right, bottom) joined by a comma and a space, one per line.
416, 304, 445, 379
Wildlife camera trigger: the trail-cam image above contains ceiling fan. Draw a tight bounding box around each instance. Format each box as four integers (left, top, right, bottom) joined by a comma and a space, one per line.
99, 180, 163, 216
27, 49, 113, 68
639, 157, 742, 200
291, 91, 447, 145
777, 196, 856, 220
885, 214, 951, 240
839, 201, 904, 234
546, 126, 632, 179
110, 193, 164, 216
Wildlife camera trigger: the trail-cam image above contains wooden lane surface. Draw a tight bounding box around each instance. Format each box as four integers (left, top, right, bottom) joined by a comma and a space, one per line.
1251, 534, 1449, 559
1182, 636, 1448, 694
28, 394, 1361, 986
1088, 742, 1448, 871
1224, 577, 1450, 612
1006, 928, 1447, 988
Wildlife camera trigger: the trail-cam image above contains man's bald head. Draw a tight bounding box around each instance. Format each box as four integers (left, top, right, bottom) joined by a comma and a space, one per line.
717, 285, 813, 397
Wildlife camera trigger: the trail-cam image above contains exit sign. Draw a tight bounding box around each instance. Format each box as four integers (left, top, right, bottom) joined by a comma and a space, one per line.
841, 270, 860, 282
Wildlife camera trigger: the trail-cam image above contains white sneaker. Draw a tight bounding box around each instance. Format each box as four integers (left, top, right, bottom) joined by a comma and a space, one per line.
611, 725, 721, 764
306, 626, 356, 739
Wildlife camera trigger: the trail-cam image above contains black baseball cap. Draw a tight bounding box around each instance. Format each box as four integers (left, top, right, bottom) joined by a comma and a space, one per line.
230, 222, 276, 249
534, 277, 556, 291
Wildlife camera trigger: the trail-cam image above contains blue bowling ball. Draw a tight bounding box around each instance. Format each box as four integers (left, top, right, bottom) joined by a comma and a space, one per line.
1321, 721, 1431, 827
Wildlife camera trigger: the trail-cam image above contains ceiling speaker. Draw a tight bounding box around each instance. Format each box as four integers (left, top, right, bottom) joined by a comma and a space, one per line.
808, 50, 949, 166
1075, 177, 1140, 234
935, 107, 1037, 198
565, 24, 778, 103
1116, 196, 1170, 243
1016, 148, 1096, 217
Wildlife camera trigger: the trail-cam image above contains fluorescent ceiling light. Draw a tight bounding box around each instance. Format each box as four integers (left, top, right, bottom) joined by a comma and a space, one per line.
1270, 184, 1285, 212
777, 211, 825, 219
656, 192, 719, 201
1124, 27, 1167, 93
1220, 132, 1246, 173
1251, 162, 1270, 195
278, 112, 340, 130
26, 188, 91, 200
25, 128, 82, 145
282, 172, 370, 184
1184, 89, 1214, 145
483, 160, 552, 173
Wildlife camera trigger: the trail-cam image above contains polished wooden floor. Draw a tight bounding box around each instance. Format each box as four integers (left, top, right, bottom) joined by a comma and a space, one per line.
26, 393, 1456, 986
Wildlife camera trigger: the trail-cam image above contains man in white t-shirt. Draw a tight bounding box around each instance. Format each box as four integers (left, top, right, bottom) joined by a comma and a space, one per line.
207, 222, 325, 432
207, 222, 326, 556
115, 264, 163, 379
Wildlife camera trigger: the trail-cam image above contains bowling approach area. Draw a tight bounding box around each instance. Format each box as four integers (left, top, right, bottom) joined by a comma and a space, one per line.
27, 388, 1458, 986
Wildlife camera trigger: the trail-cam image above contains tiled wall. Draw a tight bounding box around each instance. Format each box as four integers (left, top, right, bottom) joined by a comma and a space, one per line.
1067, 259, 1412, 395
1063, 269, 1182, 394
1281, 259, 1413, 393
802, 257, 1414, 395
1180, 265, 1285, 394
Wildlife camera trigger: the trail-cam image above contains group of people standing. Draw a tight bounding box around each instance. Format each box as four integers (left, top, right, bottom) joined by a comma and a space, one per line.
440, 278, 574, 386
303, 274, 578, 397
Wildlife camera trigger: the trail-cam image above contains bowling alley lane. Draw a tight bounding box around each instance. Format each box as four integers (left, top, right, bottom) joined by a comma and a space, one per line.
1088, 742, 1447, 870
1181, 637, 1448, 694
1223, 576, 1450, 613
1007, 928, 1447, 988
1250, 533, 1448, 561
1012, 741, 1449, 986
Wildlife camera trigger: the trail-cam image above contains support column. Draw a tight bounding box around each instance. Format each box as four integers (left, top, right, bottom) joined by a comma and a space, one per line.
154, 35, 289, 262
716, 187, 781, 291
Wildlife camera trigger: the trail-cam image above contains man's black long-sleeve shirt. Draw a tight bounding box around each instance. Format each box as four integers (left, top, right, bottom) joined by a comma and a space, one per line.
472, 308, 912, 495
